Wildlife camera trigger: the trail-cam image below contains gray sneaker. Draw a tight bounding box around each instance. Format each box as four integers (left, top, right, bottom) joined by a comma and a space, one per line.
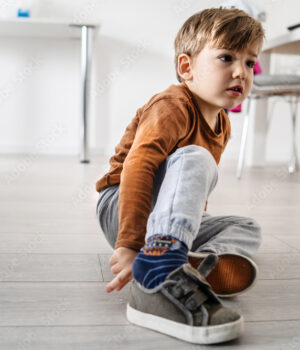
127, 262, 244, 344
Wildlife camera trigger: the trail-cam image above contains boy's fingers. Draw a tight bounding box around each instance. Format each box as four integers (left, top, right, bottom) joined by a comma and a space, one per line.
109, 253, 117, 266
110, 264, 121, 274
116, 276, 132, 291
105, 270, 128, 292
106, 278, 123, 292
115, 272, 133, 291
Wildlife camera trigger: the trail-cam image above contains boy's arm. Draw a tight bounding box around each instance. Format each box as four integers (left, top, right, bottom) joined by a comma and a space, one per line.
116, 98, 189, 251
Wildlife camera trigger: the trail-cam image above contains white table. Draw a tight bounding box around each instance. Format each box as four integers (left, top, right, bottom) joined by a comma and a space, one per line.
0, 18, 100, 163
246, 27, 300, 167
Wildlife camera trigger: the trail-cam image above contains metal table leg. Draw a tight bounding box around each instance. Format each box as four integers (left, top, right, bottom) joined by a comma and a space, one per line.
236, 98, 251, 179
80, 25, 93, 163
288, 96, 299, 173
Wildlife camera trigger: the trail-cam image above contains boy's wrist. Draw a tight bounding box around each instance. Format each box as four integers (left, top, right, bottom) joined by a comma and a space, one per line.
115, 239, 143, 252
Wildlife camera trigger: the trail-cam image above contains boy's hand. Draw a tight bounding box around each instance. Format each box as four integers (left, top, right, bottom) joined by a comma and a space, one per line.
105, 247, 138, 293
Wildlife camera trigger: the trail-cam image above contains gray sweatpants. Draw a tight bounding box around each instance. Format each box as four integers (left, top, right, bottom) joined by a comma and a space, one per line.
96, 145, 261, 257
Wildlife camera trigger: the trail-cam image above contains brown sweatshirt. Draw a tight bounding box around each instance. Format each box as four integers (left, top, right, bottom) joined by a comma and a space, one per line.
95, 82, 231, 251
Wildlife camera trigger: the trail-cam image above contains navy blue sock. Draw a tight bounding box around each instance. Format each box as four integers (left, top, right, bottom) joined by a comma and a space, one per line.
132, 234, 188, 289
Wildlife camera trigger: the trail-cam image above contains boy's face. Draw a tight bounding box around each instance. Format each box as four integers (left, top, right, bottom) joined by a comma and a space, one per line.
180, 42, 260, 113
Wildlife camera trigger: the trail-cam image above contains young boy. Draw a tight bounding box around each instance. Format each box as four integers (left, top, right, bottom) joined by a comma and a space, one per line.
96, 7, 265, 344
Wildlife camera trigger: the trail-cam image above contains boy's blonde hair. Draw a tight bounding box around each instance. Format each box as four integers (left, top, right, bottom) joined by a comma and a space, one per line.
174, 7, 265, 82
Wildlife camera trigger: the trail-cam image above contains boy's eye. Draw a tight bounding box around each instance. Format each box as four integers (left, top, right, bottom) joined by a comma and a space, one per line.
220, 55, 232, 62
247, 61, 256, 68
219, 54, 256, 68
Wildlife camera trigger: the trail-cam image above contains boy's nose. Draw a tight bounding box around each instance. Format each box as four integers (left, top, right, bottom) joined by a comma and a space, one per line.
232, 63, 247, 80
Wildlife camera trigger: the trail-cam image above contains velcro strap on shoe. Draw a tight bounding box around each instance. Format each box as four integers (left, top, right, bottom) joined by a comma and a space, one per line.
161, 263, 221, 325
184, 290, 208, 311
169, 279, 208, 310
170, 279, 198, 298
183, 263, 212, 287
182, 264, 221, 303
197, 253, 219, 278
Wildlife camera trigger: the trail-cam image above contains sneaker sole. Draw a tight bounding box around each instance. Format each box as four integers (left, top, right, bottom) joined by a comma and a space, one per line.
127, 303, 244, 344
188, 252, 258, 298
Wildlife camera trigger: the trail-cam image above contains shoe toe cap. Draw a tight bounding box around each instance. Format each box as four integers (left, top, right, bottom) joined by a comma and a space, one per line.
210, 306, 241, 325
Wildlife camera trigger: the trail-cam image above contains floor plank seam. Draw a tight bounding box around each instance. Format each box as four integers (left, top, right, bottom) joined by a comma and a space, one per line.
271, 235, 300, 253
0, 319, 299, 328
97, 254, 104, 281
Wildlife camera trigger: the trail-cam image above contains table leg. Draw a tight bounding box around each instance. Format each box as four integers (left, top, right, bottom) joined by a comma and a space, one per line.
80, 25, 93, 163
245, 52, 271, 167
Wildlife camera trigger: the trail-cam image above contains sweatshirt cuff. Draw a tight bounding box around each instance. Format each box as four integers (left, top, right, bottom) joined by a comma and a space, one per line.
114, 239, 144, 252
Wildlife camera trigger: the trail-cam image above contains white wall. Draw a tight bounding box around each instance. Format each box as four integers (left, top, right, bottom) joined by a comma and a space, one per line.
0, 0, 299, 164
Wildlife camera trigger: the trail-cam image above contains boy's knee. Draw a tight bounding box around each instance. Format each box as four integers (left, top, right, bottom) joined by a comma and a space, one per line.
171, 145, 217, 170
248, 217, 261, 231
183, 144, 214, 159
244, 217, 262, 242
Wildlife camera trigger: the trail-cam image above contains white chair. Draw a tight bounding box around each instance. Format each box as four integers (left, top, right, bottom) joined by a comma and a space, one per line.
236, 74, 300, 179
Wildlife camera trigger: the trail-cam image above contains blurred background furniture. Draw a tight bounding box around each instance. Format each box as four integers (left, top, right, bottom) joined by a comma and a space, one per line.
245, 27, 300, 169
0, 18, 99, 163
237, 75, 300, 179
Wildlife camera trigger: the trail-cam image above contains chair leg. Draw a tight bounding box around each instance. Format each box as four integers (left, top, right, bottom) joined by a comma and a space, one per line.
288, 97, 299, 174
237, 99, 251, 179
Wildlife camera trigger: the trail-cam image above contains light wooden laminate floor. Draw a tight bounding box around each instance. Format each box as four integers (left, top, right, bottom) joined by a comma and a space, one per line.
0, 154, 299, 349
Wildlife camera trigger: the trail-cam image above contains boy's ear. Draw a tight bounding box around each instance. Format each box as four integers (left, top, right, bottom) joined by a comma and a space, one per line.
177, 54, 193, 81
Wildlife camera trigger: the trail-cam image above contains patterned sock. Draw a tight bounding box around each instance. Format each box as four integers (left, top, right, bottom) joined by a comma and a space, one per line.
132, 234, 188, 289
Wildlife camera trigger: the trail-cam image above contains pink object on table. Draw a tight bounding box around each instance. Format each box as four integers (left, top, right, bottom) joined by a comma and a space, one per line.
253, 60, 262, 74
228, 104, 242, 112
228, 61, 262, 113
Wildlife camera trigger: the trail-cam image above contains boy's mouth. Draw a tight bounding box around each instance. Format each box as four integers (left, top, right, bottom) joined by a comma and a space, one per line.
226, 85, 243, 97
227, 85, 243, 93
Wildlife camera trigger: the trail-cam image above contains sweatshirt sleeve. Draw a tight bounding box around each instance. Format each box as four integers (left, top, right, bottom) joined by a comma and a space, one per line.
115, 98, 189, 251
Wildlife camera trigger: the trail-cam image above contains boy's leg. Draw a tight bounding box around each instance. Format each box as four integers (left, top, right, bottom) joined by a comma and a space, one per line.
96, 184, 120, 250
145, 144, 218, 248
96, 181, 261, 260
133, 145, 219, 288
188, 212, 262, 297
191, 212, 262, 258
96, 146, 261, 294
96, 145, 218, 253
